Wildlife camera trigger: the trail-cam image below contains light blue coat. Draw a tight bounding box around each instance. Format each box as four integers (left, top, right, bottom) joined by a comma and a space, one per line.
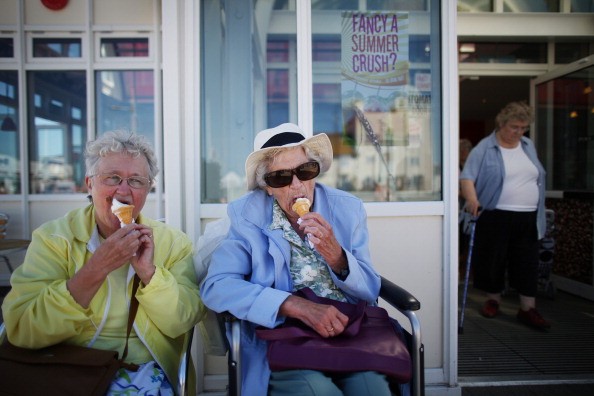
200, 183, 381, 396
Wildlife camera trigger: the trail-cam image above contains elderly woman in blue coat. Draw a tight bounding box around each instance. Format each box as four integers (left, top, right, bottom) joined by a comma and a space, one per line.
200, 123, 391, 395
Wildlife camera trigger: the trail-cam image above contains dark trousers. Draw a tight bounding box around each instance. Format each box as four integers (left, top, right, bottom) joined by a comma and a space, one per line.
472, 209, 539, 296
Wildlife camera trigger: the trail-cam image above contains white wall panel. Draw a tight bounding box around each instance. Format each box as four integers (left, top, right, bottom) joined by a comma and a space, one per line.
368, 215, 443, 368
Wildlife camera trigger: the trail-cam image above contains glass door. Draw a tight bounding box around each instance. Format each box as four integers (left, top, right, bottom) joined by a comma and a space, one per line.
531, 55, 594, 300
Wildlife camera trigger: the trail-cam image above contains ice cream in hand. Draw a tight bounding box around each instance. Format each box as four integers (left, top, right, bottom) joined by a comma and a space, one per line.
111, 198, 135, 227
292, 198, 311, 218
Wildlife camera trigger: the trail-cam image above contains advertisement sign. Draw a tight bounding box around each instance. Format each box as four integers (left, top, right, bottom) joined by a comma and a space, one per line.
341, 12, 409, 87
341, 11, 410, 148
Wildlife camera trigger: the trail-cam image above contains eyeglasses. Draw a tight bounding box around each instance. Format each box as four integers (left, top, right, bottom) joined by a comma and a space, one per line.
264, 161, 320, 188
507, 124, 529, 133
93, 173, 152, 189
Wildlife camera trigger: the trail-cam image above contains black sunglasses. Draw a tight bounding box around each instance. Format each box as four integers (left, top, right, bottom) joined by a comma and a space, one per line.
264, 161, 320, 188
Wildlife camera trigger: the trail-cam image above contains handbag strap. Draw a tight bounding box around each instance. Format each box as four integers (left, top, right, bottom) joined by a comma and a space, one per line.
119, 274, 140, 368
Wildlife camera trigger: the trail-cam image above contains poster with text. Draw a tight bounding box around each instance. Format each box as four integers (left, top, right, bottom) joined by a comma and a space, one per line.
341, 11, 409, 148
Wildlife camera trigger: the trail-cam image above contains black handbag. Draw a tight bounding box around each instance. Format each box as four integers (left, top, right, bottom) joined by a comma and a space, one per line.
0, 275, 141, 396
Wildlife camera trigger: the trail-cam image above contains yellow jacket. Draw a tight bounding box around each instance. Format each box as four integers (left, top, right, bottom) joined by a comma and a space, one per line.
1, 205, 205, 387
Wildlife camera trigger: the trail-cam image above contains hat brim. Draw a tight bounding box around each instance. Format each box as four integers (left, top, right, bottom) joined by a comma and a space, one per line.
245, 133, 333, 190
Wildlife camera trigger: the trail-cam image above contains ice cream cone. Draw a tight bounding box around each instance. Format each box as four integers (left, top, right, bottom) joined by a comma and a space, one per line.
113, 205, 135, 225
111, 198, 135, 227
292, 198, 311, 217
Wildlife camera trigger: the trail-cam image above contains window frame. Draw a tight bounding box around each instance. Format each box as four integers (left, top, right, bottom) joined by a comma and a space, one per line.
0, 34, 18, 63
26, 32, 87, 64
94, 32, 155, 63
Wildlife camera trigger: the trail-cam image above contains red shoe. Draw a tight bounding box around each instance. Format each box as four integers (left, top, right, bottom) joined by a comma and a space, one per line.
480, 299, 499, 318
517, 308, 551, 330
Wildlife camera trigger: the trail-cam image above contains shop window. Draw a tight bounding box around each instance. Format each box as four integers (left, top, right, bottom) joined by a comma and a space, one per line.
200, 0, 442, 203
33, 38, 82, 58
27, 71, 86, 194
95, 70, 155, 144
201, 1, 298, 203
312, 4, 441, 201
0, 71, 19, 194
100, 38, 149, 58
0, 38, 14, 58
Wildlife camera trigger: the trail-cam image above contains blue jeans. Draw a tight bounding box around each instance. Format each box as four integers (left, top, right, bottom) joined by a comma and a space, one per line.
268, 370, 391, 396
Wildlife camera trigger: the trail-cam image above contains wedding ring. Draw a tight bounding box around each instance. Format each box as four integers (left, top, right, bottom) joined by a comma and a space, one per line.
328, 327, 334, 332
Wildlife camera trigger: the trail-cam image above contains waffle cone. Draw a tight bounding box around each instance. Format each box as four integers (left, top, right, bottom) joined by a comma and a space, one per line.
292, 199, 310, 217
113, 205, 135, 225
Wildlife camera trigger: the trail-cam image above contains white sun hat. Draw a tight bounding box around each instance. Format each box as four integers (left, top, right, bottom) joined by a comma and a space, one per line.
245, 123, 333, 190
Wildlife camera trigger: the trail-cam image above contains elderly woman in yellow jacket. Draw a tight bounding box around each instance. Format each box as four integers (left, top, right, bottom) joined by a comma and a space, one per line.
2, 131, 205, 394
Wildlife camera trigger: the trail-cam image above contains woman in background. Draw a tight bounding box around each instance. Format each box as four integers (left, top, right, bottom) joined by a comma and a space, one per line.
460, 101, 549, 330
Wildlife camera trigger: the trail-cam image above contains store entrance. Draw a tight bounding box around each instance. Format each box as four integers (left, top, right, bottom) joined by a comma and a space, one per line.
457, 67, 594, 388
459, 75, 531, 146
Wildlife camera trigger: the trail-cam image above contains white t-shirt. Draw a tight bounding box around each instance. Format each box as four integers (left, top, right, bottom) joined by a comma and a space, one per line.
496, 144, 539, 211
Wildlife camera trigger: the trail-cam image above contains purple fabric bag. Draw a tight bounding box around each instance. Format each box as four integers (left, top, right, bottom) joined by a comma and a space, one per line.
256, 287, 412, 384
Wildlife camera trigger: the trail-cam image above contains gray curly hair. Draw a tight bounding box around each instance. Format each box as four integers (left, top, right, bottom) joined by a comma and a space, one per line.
85, 131, 159, 180
495, 101, 534, 129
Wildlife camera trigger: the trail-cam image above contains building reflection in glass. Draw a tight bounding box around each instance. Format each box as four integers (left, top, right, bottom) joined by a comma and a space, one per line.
27, 71, 86, 194
0, 71, 20, 194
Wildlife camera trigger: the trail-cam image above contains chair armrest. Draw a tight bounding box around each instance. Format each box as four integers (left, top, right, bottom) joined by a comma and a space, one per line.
177, 327, 194, 396
379, 277, 424, 396
217, 312, 241, 396
379, 276, 421, 312
198, 309, 228, 356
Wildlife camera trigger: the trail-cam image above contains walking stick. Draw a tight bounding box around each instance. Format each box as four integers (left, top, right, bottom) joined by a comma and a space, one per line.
459, 216, 477, 334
